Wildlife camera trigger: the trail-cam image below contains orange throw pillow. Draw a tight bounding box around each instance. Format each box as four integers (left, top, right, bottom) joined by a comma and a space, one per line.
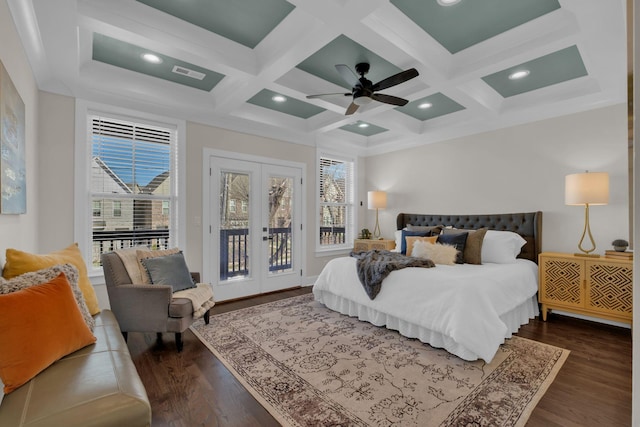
3, 243, 100, 315
0, 273, 96, 393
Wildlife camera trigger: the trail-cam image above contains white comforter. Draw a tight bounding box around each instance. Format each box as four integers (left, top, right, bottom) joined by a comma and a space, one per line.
313, 257, 539, 362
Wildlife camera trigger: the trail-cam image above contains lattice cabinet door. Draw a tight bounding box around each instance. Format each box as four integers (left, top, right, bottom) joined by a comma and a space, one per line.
539, 254, 585, 321
538, 253, 633, 324
586, 259, 633, 322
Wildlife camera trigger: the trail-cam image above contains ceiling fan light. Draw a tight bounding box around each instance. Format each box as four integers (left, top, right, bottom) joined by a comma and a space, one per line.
353, 96, 373, 106
272, 95, 287, 102
437, 0, 461, 5
418, 102, 432, 109
358, 123, 369, 128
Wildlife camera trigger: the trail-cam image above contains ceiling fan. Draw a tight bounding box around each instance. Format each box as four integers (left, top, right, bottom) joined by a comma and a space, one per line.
306, 63, 419, 115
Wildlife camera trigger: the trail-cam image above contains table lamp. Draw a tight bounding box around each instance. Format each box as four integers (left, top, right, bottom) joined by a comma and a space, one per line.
368, 191, 387, 239
565, 171, 609, 257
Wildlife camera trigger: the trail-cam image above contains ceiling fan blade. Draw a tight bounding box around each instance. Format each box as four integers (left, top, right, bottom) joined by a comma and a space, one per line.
372, 68, 419, 92
335, 64, 359, 88
306, 93, 351, 99
371, 93, 409, 106
345, 102, 359, 115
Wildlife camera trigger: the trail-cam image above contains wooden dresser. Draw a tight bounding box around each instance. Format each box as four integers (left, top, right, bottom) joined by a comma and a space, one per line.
538, 252, 633, 324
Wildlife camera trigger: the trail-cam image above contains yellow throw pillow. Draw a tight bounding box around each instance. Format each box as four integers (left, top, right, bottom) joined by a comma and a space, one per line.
405, 235, 438, 257
0, 273, 96, 393
3, 243, 100, 315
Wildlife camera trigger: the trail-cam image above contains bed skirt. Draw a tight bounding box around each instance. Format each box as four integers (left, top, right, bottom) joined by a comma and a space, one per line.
313, 290, 540, 362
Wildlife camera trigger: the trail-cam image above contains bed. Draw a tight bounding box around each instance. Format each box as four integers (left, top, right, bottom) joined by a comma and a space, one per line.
313, 212, 542, 363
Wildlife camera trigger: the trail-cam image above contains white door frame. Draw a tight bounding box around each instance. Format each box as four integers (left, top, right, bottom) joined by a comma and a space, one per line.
202, 148, 306, 300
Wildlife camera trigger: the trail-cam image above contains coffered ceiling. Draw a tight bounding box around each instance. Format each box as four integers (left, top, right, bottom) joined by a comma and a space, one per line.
8, 0, 627, 156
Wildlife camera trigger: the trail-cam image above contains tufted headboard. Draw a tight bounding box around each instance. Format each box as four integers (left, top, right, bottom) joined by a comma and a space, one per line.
396, 211, 542, 263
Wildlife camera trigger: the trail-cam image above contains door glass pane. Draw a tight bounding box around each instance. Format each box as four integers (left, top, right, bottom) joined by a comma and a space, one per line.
219, 171, 250, 281
268, 176, 293, 275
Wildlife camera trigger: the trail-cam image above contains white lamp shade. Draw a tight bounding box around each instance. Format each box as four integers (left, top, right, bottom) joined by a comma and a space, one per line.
565, 172, 609, 205
367, 191, 387, 210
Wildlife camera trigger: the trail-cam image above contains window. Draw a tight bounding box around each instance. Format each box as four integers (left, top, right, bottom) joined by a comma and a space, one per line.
93, 200, 102, 217
229, 199, 236, 213
88, 114, 177, 267
241, 200, 248, 213
113, 200, 122, 217
317, 153, 355, 251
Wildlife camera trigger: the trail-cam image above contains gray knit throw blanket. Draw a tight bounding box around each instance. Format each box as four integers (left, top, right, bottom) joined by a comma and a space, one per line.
350, 250, 435, 300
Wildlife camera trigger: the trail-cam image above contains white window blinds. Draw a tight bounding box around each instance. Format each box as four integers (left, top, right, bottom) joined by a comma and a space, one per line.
318, 155, 354, 248
89, 115, 177, 266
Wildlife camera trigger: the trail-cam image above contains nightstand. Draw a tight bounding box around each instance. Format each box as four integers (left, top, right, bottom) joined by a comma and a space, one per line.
538, 252, 632, 324
353, 239, 395, 252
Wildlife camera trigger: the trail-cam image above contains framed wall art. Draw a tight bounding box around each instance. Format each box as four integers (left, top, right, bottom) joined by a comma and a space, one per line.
0, 60, 26, 214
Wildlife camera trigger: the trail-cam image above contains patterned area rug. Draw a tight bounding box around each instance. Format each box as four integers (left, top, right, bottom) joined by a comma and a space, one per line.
191, 294, 569, 427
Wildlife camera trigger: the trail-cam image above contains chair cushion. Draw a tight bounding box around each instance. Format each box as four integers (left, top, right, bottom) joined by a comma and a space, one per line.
169, 297, 193, 318
139, 252, 196, 293
136, 248, 181, 284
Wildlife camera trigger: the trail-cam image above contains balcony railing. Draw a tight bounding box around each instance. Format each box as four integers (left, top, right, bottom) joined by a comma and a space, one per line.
92, 228, 169, 266
92, 226, 346, 276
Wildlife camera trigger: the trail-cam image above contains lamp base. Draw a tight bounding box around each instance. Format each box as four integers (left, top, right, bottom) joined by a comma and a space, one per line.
574, 252, 600, 258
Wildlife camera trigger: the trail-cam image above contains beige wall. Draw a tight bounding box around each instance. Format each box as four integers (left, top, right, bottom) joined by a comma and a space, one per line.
365, 104, 629, 255
37, 92, 75, 253
0, 0, 40, 264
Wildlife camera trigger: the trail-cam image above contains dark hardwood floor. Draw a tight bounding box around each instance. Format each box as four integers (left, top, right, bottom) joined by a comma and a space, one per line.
126, 287, 632, 426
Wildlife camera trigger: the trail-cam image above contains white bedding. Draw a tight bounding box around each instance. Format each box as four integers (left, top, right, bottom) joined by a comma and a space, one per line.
313, 257, 540, 362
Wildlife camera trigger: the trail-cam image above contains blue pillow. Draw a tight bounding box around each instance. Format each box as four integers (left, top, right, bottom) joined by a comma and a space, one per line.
140, 252, 196, 293
437, 232, 468, 264
401, 230, 431, 254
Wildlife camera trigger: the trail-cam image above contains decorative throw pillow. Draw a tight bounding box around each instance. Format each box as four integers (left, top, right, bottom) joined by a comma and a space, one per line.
113, 246, 152, 284
437, 232, 468, 264
482, 230, 527, 264
136, 247, 181, 284
3, 244, 100, 315
0, 264, 95, 332
139, 252, 196, 293
401, 230, 440, 254
0, 273, 96, 394
442, 227, 488, 264
412, 241, 457, 265
405, 235, 438, 257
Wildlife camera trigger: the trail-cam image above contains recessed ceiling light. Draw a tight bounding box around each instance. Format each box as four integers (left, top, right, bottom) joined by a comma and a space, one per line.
272, 95, 287, 102
358, 123, 369, 128
418, 102, 433, 109
437, 0, 461, 5
508, 70, 530, 80
141, 53, 162, 64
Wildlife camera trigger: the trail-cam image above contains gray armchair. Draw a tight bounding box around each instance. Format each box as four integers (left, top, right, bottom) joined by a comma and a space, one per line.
101, 251, 210, 352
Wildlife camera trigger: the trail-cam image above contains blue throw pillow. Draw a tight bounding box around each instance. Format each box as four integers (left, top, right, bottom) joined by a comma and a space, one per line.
140, 252, 196, 293
437, 232, 469, 264
401, 230, 431, 254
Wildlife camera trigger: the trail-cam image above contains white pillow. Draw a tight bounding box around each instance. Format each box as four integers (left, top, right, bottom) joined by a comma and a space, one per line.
481, 230, 527, 264
392, 229, 404, 252
413, 241, 457, 265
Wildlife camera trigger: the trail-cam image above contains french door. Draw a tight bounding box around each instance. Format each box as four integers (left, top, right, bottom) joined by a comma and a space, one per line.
209, 156, 302, 301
